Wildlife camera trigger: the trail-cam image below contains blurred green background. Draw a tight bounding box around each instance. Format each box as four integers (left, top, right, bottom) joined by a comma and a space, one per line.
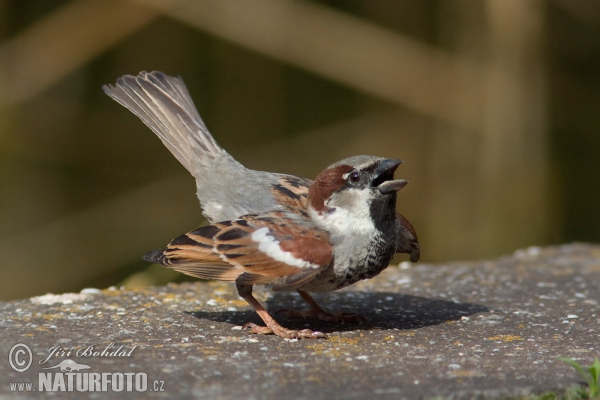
1, 0, 599, 301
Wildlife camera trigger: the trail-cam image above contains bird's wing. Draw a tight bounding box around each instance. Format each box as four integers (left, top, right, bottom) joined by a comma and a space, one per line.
395, 213, 420, 262
144, 211, 333, 291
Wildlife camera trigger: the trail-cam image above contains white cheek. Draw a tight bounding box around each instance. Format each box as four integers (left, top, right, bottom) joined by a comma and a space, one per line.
309, 190, 375, 234
251, 227, 320, 269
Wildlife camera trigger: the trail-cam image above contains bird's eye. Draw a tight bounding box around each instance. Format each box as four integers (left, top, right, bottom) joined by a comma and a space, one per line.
348, 171, 361, 184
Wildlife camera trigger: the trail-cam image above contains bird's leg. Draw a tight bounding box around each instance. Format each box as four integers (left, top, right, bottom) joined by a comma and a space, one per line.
275, 291, 365, 324
236, 284, 325, 339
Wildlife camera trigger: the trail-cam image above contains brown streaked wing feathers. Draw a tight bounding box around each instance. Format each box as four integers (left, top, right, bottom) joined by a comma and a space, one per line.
396, 213, 420, 262
271, 176, 312, 216
147, 212, 333, 287
213, 213, 332, 278
170, 264, 242, 282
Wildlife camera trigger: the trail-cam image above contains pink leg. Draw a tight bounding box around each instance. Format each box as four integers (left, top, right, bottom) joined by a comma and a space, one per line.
236, 284, 325, 339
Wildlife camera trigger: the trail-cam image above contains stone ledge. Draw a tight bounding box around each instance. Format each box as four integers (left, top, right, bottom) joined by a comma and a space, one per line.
1, 243, 599, 399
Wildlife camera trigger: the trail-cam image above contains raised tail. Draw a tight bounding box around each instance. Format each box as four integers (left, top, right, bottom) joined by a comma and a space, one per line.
104, 71, 285, 223
102, 71, 234, 176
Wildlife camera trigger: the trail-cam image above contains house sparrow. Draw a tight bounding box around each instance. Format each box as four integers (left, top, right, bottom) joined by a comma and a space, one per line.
103, 71, 420, 339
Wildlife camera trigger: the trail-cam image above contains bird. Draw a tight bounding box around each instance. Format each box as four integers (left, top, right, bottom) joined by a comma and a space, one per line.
103, 71, 420, 339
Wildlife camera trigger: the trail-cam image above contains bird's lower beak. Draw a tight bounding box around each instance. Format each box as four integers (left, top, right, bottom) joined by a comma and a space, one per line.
378, 179, 408, 194
373, 159, 407, 194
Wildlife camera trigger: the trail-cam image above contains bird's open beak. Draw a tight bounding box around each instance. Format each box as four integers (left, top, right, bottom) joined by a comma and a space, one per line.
373, 159, 408, 194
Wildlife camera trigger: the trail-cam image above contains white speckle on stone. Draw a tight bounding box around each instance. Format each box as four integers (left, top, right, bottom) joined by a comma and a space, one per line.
356, 355, 368, 360
80, 288, 101, 294
181, 337, 189, 343
375, 388, 401, 394
396, 278, 411, 285
206, 299, 218, 306
514, 246, 542, 258
537, 282, 557, 288
231, 326, 243, 331
31, 293, 91, 305
448, 364, 460, 370
567, 314, 579, 319
227, 307, 237, 312
399, 261, 412, 270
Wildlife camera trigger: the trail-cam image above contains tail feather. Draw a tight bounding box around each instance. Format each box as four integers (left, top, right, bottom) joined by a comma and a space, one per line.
102, 71, 229, 176
104, 71, 277, 222
142, 248, 242, 282
142, 249, 168, 265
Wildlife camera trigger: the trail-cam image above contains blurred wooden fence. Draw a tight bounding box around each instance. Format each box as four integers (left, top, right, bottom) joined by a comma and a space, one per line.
1, 0, 597, 300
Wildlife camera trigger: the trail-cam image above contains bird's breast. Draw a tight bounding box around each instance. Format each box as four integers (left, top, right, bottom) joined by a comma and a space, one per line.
298, 231, 396, 292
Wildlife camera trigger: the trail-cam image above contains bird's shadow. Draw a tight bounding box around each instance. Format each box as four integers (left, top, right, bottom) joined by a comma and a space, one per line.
185, 291, 489, 333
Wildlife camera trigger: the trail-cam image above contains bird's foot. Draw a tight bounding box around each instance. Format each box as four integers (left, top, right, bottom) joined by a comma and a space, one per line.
242, 322, 325, 339
275, 308, 366, 324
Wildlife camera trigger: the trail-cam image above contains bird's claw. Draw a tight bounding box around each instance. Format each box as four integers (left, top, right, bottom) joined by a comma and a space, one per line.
242, 322, 325, 339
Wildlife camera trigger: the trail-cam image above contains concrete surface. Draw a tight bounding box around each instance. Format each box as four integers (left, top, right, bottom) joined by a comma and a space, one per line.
1, 243, 599, 399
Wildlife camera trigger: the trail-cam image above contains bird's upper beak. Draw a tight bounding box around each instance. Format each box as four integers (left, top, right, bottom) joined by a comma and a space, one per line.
373, 159, 408, 194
